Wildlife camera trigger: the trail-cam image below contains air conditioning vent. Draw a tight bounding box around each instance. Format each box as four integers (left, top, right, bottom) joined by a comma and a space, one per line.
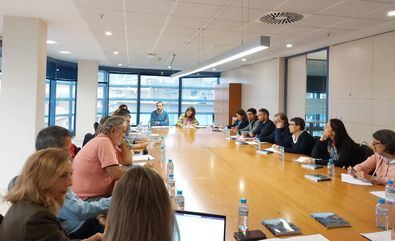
260, 11, 304, 24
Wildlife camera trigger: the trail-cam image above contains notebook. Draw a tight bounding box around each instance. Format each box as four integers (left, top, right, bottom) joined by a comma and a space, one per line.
301, 164, 324, 170
310, 212, 351, 228
304, 174, 331, 182
175, 210, 226, 241
262, 218, 302, 236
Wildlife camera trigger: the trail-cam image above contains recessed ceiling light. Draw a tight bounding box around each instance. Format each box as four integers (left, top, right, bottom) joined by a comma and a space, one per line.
212, 68, 216, 71
168, 65, 172, 69
59, 51, 71, 54
113, 50, 119, 55
286, 43, 293, 48
105, 31, 112, 36
46, 40, 57, 45
118, 63, 122, 66
241, 58, 247, 62
388, 10, 395, 17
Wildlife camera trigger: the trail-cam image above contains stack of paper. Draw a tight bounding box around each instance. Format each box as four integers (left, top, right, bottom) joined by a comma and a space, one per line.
370, 191, 385, 199
264, 147, 280, 154
361, 231, 392, 241
264, 234, 329, 241
341, 173, 372, 186
133, 154, 155, 162
295, 156, 313, 163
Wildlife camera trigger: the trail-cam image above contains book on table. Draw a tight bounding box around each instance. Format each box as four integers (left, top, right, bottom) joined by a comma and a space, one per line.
262, 218, 301, 236
304, 174, 331, 182
310, 212, 351, 228
301, 164, 324, 170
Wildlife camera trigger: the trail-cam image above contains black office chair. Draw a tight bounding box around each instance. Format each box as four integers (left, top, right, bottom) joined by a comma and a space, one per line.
0, 213, 4, 224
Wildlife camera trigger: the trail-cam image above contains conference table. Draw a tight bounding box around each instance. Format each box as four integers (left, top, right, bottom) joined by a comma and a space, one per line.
146, 127, 384, 241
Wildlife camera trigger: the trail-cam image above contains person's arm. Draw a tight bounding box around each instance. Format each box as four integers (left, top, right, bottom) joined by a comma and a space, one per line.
311, 139, 330, 163
191, 118, 199, 126
118, 140, 132, 165
58, 191, 111, 222
333, 143, 355, 167
149, 111, 156, 126
284, 133, 314, 155
176, 115, 184, 127
105, 165, 126, 181
257, 122, 275, 142
274, 128, 292, 147
159, 111, 169, 126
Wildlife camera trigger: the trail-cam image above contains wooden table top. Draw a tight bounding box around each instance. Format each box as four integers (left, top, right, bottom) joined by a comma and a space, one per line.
147, 127, 384, 241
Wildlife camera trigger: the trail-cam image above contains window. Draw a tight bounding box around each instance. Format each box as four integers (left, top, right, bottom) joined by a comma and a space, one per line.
140, 75, 179, 125
305, 49, 328, 137
54, 81, 77, 131
97, 70, 108, 122
108, 73, 138, 124
45, 79, 50, 126
181, 77, 218, 125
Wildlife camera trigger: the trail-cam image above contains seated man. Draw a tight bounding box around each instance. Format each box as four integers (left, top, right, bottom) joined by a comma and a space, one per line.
248, 108, 275, 143
272, 112, 292, 147
150, 101, 169, 126
242, 108, 259, 134
72, 116, 132, 200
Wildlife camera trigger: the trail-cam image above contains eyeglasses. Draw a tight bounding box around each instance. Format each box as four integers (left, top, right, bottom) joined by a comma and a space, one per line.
372, 141, 382, 146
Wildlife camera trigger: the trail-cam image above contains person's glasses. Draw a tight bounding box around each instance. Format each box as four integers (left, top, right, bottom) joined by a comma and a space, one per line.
372, 141, 382, 146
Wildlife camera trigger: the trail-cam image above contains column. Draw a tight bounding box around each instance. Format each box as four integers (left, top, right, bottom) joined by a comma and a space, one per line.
0, 16, 47, 189
75, 60, 98, 143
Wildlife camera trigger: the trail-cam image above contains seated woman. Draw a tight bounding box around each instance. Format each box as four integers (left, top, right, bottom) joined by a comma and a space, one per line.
228, 109, 249, 130
349, 129, 395, 185
103, 166, 178, 241
1, 148, 102, 241
176, 106, 199, 127
273, 117, 314, 155
307, 119, 367, 167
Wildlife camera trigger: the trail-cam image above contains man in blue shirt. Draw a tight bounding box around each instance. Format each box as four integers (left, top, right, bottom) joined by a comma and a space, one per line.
150, 101, 169, 126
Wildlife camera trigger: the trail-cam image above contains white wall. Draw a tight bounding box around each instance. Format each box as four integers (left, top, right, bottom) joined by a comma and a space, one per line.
329, 31, 395, 142
75, 60, 98, 144
286, 55, 307, 118
220, 58, 285, 116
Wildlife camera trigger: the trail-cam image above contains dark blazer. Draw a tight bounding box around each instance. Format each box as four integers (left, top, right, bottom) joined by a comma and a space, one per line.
274, 125, 292, 147
1, 201, 77, 241
311, 139, 371, 167
284, 131, 315, 155
255, 119, 275, 143
230, 119, 249, 130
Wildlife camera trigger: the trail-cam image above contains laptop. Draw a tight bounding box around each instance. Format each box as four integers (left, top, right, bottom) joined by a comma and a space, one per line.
175, 210, 226, 241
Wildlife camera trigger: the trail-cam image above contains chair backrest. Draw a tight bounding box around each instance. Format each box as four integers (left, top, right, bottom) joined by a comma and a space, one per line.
0, 213, 4, 224
359, 143, 374, 161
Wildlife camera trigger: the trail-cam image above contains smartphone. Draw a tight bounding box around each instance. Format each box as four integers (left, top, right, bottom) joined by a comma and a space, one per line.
234, 230, 267, 241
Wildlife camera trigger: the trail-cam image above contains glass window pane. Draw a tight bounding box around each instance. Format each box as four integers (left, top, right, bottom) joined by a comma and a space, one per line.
98, 70, 106, 83
45, 80, 50, 126
140, 75, 179, 125
55, 81, 76, 132
109, 73, 138, 124
181, 77, 218, 125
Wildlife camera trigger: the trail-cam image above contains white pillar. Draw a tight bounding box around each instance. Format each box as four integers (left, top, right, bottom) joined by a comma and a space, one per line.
75, 60, 98, 144
0, 16, 47, 189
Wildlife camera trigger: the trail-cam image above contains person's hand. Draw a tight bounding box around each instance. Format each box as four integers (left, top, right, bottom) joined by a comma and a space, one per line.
275, 121, 284, 129
302, 157, 315, 164
97, 214, 106, 226
83, 233, 104, 241
355, 171, 371, 181
347, 166, 356, 177
248, 132, 253, 137
320, 133, 329, 141
272, 144, 279, 151
144, 161, 154, 168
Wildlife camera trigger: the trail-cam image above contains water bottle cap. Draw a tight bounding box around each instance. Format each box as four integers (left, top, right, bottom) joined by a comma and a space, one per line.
177, 190, 183, 195
169, 173, 174, 178
240, 198, 247, 204
168, 159, 173, 163
328, 159, 333, 163
387, 180, 393, 185
378, 198, 385, 204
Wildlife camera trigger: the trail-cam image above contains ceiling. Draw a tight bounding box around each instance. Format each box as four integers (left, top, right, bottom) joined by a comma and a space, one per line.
1, 0, 395, 72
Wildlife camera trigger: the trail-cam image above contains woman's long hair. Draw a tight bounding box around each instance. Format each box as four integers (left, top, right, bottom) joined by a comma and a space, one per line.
5, 148, 72, 213
236, 109, 248, 122
329, 119, 356, 150
184, 106, 196, 120
104, 166, 177, 241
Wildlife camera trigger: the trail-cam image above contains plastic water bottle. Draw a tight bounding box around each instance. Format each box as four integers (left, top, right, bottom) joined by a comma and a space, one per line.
385, 180, 395, 204
167, 173, 175, 198
160, 137, 165, 148
238, 198, 249, 233
376, 198, 388, 229
160, 146, 166, 163
255, 137, 261, 152
175, 190, 185, 210
327, 159, 334, 178
279, 146, 285, 161
225, 128, 230, 139
167, 159, 174, 177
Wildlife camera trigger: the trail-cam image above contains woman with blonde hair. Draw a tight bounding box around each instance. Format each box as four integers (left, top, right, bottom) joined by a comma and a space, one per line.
1, 148, 102, 241
104, 166, 178, 241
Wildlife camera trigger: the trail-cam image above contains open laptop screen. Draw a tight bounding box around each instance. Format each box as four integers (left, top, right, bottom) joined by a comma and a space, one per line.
175, 210, 226, 241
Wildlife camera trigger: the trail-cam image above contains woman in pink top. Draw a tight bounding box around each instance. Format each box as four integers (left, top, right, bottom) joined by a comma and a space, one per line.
349, 129, 395, 185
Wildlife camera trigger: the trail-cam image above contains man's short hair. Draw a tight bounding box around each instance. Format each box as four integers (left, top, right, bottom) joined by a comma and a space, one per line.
156, 101, 164, 106
290, 117, 306, 131
100, 116, 126, 135
258, 108, 269, 117
246, 108, 257, 115
35, 126, 71, 151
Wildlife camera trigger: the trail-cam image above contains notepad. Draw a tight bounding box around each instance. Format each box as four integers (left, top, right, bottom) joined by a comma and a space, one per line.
295, 157, 312, 163
341, 173, 372, 186
133, 154, 155, 162
311, 212, 351, 228
361, 230, 392, 241
370, 191, 385, 199
265, 234, 329, 241
301, 164, 324, 170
